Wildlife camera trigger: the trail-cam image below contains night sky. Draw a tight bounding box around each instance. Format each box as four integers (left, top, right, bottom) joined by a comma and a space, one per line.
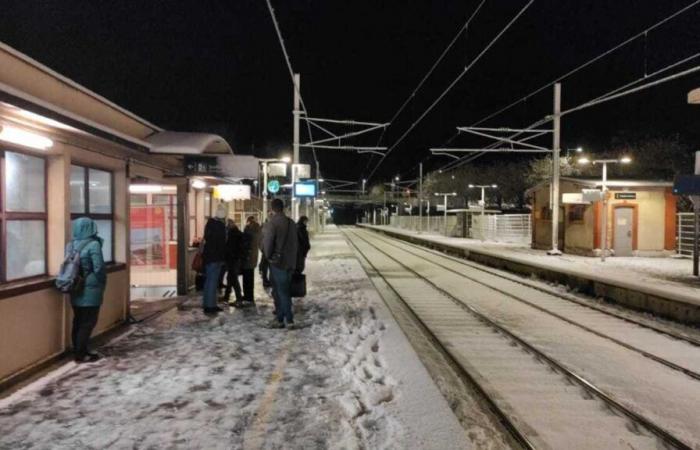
1, 0, 699, 183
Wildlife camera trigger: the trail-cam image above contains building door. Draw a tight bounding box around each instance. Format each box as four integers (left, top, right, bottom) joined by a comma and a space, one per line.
614, 207, 634, 256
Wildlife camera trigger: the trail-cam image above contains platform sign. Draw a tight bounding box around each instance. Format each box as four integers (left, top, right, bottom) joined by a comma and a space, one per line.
614, 192, 636, 200
268, 163, 287, 177
292, 163, 311, 179
267, 179, 280, 194
582, 189, 604, 202
673, 175, 700, 195
293, 181, 317, 197
563, 193, 588, 204
214, 184, 250, 201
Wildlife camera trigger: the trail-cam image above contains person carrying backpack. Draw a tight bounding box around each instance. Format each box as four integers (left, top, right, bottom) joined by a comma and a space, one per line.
63, 217, 107, 363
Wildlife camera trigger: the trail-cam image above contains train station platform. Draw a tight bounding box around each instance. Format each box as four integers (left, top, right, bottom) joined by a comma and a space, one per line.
360, 224, 700, 325
0, 227, 470, 450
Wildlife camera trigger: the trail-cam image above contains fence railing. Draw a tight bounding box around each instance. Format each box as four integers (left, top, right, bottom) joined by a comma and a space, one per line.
677, 212, 695, 256
389, 213, 531, 244
471, 214, 531, 244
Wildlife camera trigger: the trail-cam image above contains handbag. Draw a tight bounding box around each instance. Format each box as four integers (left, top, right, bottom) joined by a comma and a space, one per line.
291, 272, 306, 298
192, 250, 204, 273
268, 218, 290, 267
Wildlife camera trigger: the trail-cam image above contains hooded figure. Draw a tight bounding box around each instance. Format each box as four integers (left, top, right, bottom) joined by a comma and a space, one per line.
67, 217, 106, 363
70, 217, 106, 308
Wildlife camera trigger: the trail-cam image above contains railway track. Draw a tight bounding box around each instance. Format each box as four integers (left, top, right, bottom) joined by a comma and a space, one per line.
342, 227, 700, 450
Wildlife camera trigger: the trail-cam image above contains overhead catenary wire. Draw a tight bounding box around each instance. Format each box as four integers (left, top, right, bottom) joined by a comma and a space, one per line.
366, 0, 536, 183
364, 0, 488, 184
469, 0, 700, 128
265, 0, 319, 170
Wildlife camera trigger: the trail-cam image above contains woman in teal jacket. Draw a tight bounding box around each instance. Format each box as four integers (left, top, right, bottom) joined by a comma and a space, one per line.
68, 217, 106, 363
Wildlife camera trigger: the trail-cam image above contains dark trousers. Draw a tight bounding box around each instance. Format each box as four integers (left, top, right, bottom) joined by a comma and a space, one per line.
71, 305, 100, 357
259, 256, 270, 285
270, 266, 293, 324
242, 268, 255, 302
224, 262, 243, 301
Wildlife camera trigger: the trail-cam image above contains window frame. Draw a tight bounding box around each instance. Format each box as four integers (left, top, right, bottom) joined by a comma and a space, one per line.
70, 164, 115, 263
0, 147, 48, 283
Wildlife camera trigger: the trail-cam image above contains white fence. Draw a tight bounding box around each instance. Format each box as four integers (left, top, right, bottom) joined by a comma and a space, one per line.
470, 214, 531, 244
389, 215, 461, 236
677, 212, 695, 256
389, 213, 531, 244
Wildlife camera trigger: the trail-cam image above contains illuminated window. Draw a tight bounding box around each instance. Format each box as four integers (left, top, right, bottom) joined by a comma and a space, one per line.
70, 165, 114, 262
1, 150, 47, 281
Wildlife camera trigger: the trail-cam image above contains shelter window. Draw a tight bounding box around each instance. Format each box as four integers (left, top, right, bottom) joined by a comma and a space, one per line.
567, 205, 587, 223
70, 165, 114, 262
1, 150, 47, 281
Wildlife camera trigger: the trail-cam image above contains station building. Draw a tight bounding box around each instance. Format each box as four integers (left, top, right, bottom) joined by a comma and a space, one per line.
0, 42, 239, 387
528, 177, 676, 257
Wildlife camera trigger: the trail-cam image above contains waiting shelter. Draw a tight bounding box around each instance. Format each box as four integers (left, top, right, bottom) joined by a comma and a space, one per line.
527, 177, 676, 257
0, 41, 236, 388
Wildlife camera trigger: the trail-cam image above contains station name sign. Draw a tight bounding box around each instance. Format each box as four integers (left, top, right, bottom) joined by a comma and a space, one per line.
614, 192, 636, 200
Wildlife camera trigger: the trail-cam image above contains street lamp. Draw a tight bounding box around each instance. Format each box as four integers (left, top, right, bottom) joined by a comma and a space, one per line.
468, 184, 498, 216
577, 156, 632, 261
434, 192, 457, 236
362, 178, 367, 195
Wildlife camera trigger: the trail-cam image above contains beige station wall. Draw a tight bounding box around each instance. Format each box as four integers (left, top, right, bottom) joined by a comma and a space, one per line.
0, 269, 128, 383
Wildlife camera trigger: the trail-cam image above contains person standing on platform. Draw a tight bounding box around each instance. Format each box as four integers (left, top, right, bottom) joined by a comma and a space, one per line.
67, 217, 106, 363
258, 211, 273, 288
241, 215, 262, 304
262, 199, 298, 329
202, 205, 227, 315
223, 219, 245, 307
296, 215, 311, 274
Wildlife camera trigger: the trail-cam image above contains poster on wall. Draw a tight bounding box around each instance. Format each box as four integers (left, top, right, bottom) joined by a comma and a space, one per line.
130, 206, 167, 266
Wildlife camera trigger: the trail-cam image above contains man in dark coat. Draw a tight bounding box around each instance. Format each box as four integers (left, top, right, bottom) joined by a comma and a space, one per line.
223, 219, 244, 306
241, 215, 262, 303
296, 215, 311, 274
202, 205, 227, 314
262, 199, 298, 328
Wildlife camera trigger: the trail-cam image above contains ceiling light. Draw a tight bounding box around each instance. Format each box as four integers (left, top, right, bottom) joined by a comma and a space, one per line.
129, 184, 163, 194
191, 179, 206, 189
0, 125, 53, 150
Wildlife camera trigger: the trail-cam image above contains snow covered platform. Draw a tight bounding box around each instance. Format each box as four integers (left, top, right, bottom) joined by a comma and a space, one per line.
360, 224, 700, 325
0, 226, 469, 450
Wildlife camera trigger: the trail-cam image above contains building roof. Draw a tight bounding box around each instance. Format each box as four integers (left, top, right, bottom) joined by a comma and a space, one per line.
147, 131, 233, 155
525, 177, 673, 196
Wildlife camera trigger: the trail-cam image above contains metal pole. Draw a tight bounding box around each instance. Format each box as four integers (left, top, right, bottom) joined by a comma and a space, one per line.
549, 82, 562, 255
262, 162, 268, 220
443, 194, 448, 236
418, 163, 423, 234
481, 187, 486, 216
601, 162, 608, 262
694, 151, 700, 275
292, 73, 301, 221
427, 200, 430, 233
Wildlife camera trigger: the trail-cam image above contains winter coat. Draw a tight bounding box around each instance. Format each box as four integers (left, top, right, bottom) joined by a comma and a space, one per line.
68, 217, 106, 307
225, 226, 244, 267
242, 222, 262, 270
262, 213, 298, 272
203, 217, 227, 264
296, 221, 311, 270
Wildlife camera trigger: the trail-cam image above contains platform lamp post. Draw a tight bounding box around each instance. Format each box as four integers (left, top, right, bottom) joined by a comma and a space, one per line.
578, 156, 632, 262
687, 88, 700, 276
468, 184, 498, 216
434, 192, 457, 236
260, 156, 291, 220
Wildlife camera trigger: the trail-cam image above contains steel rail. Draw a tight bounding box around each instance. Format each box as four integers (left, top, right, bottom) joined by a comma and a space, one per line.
365, 227, 700, 348
341, 228, 537, 450
346, 228, 694, 450
361, 229, 700, 381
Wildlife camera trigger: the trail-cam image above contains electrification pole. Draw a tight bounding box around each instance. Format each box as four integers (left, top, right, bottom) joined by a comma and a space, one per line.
292, 73, 301, 221
418, 163, 423, 234
549, 82, 562, 255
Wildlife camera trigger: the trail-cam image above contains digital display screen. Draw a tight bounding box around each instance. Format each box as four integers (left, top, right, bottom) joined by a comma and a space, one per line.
294, 182, 317, 197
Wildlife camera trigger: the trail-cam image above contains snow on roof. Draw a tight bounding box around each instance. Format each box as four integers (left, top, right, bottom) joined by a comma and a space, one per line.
146, 131, 233, 155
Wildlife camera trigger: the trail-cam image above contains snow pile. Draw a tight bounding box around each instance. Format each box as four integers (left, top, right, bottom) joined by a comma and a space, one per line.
0, 234, 403, 449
